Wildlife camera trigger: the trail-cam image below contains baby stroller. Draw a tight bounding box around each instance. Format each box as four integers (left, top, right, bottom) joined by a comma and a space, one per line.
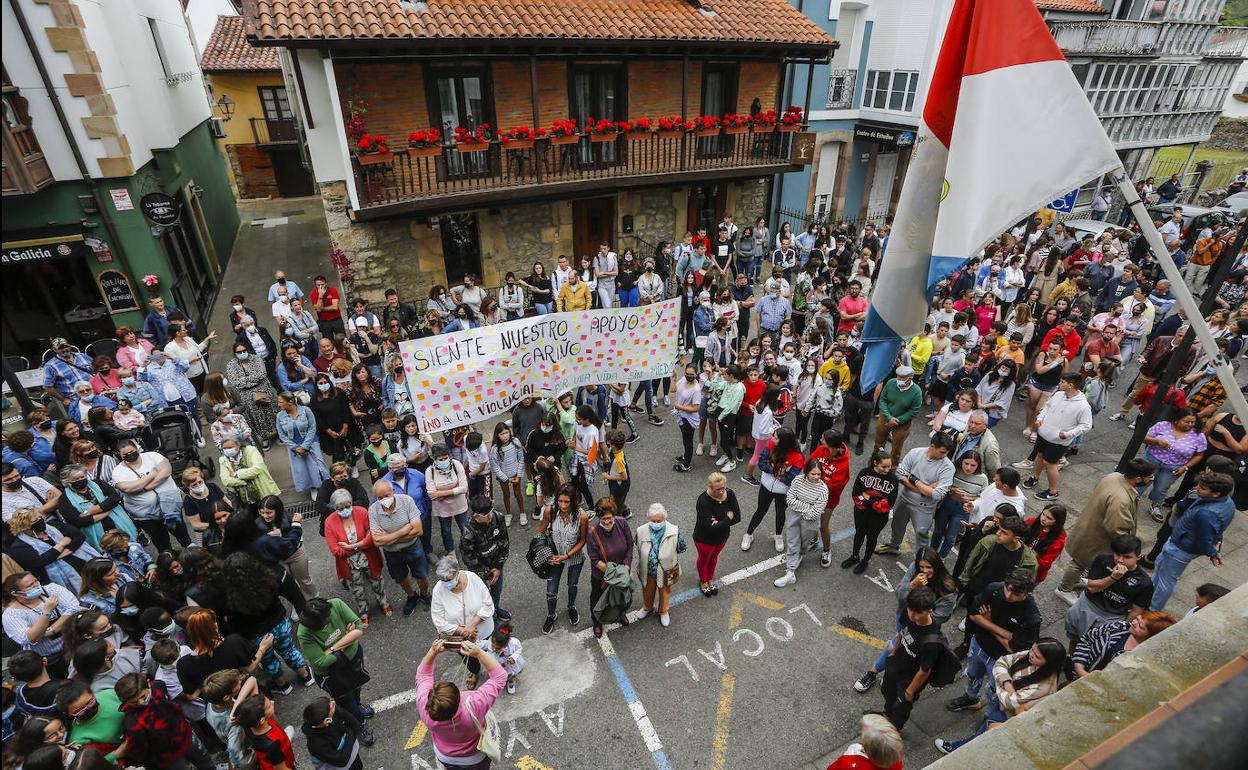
149, 407, 216, 479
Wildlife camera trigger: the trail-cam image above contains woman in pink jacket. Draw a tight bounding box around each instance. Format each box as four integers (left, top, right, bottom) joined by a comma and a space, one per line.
114, 326, 155, 373
416, 638, 506, 769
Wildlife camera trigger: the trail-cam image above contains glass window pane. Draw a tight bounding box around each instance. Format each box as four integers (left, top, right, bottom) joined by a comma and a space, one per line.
437, 78, 459, 132
889, 79, 904, 110
463, 77, 483, 127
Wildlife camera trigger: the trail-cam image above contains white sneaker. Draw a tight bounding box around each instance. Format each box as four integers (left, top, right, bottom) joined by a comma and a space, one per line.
520, 512, 528, 527
709, 444, 719, 457
695, 443, 704, 456
716, 454, 730, 467
1054, 588, 1080, 606
720, 460, 737, 473
773, 571, 797, 587
664, 396, 671, 407
958, 617, 966, 632
741, 533, 754, 551
635, 608, 650, 621
505, 514, 513, 527
659, 613, 670, 627
774, 534, 784, 552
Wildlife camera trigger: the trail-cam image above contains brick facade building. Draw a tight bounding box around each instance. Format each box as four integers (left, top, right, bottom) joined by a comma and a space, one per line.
240, 0, 835, 303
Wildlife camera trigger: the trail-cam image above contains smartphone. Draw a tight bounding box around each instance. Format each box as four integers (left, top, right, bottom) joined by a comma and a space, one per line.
443, 640, 463, 650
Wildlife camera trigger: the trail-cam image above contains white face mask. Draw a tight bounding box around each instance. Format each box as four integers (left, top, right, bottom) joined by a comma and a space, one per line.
897, 380, 913, 391
379, 496, 395, 509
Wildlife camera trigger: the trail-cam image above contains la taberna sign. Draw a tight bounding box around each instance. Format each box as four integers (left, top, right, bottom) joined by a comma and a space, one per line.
140, 192, 181, 227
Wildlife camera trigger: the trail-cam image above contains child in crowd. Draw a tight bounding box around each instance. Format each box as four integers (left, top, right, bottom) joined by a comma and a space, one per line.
151, 638, 207, 723
490, 623, 526, 695
235, 694, 296, 770
464, 430, 491, 499
112, 398, 148, 432
99, 529, 155, 584
444, 425, 470, 466
609, 382, 640, 443
602, 429, 631, 519
302, 696, 364, 770
115, 671, 211, 770
201, 669, 261, 770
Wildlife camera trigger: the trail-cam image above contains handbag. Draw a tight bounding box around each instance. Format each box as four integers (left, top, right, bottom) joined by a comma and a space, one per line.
321, 650, 371, 699
664, 563, 681, 585
468, 706, 502, 762
675, 534, 688, 554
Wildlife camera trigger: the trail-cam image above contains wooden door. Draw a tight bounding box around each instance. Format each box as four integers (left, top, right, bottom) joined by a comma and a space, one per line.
572, 197, 615, 261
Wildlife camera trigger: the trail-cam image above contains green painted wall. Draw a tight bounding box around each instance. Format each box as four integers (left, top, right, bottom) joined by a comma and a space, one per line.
2, 120, 239, 332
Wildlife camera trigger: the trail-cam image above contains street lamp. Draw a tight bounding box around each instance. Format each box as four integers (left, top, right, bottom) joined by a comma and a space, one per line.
215, 94, 235, 122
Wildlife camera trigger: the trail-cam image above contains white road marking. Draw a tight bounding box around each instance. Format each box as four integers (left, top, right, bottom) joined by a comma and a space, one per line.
866, 568, 895, 593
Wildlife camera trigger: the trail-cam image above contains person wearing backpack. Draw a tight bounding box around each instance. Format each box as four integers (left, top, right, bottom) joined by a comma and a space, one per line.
947, 568, 1042, 713
870, 585, 952, 731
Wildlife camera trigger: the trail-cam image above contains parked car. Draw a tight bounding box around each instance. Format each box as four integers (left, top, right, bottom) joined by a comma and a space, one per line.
1058, 218, 1118, 242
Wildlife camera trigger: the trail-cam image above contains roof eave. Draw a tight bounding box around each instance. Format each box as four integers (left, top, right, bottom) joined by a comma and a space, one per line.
245, 34, 836, 60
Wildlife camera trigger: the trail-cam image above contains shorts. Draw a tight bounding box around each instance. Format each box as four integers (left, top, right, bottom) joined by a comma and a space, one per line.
736, 410, 753, 437
1034, 434, 1068, 464
1027, 377, 1058, 394
383, 540, 428, 582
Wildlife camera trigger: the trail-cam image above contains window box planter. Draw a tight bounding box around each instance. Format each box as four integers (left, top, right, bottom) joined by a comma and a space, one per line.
777, 124, 800, 133
503, 139, 535, 150
626, 131, 651, 141
724, 126, 748, 135
408, 145, 443, 158
549, 134, 580, 146
357, 152, 392, 166
457, 141, 491, 153
589, 133, 617, 143
695, 127, 721, 138
657, 129, 682, 140
752, 125, 775, 134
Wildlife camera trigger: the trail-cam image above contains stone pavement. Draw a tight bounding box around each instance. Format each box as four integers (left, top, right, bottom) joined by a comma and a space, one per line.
198, 214, 1247, 768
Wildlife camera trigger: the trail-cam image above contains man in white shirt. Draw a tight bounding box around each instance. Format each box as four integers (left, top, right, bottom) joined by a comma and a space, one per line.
110, 439, 190, 550
1, 467, 61, 523
719, 215, 738, 240
966, 467, 1027, 524
551, 254, 573, 297
270, 286, 293, 321
1158, 209, 1183, 242
593, 243, 618, 309
267, 270, 304, 303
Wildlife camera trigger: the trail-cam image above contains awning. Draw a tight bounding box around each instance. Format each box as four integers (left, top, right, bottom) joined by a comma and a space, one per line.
2, 225, 93, 265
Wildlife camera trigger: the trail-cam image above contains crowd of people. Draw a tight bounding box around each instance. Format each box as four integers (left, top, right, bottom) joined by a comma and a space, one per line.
2, 208, 1244, 770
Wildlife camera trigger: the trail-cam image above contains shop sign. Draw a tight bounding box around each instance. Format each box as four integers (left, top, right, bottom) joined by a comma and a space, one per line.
85, 237, 114, 264
97, 269, 140, 313
789, 132, 816, 165
140, 192, 181, 226
110, 188, 134, 211
2, 227, 93, 265
854, 125, 916, 149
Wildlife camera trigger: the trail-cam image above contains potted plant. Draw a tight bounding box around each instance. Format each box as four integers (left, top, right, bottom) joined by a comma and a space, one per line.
621, 118, 652, 140
585, 117, 619, 143
778, 106, 804, 132
657, 115, 683, 139
722, 113, 750, 135
752, 110, 778, 134
142, 274, 160, 294
454, 124, 496, 152
501, 126, 540, 150
689, 115, 721, 137
548, 119, 580, 145
356, 134, 391, 165
407, 128, 443, 157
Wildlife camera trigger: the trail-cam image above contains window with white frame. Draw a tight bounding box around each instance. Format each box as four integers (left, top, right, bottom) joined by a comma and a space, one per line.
863, 70, 919, 112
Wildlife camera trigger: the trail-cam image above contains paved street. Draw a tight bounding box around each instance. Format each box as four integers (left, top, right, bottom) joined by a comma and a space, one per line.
200, 208, 1245, 770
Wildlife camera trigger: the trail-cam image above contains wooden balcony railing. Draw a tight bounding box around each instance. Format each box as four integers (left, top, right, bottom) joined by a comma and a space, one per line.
351, 127, 800, 218
250, 117, 297, 146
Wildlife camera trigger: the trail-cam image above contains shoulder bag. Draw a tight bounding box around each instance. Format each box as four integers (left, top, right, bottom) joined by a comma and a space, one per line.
321, 650, 371, 699
467, 705, 502, 762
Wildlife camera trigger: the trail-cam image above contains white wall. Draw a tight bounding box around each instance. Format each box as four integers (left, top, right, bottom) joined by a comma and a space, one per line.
2, 0, 211, 179
1224, 59, 1248, 119
183, 0, 237, 60
292, 50, 355, 201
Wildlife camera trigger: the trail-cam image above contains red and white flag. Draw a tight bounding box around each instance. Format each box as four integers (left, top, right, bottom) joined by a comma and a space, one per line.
861, 0, 1121, 389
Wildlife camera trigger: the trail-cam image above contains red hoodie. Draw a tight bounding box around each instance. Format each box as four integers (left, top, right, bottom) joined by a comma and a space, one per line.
808, 443, 851, 509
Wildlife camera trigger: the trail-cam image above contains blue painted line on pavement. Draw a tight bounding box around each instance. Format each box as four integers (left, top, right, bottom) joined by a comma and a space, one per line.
652, 750, 673, 770
606, 653, 640, 703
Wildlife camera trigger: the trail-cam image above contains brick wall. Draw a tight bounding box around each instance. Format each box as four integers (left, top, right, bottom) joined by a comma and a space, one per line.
334, 58, 783, 142
334, 62, 430, 141
230, 144, 278, 199
740, 61, 783, 113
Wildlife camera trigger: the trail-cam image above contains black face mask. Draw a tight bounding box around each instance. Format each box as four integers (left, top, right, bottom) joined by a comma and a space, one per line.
70, 479, 90, 491
4, 480, 22, 491
30, 520, 47, 533
75, 703, 99, 722
333, 477, 348, 487
685, 374, 697, 381
121, 451, 140, 463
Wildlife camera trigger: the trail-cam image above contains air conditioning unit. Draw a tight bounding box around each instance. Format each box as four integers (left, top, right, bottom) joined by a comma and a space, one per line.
209, 118, 227, 138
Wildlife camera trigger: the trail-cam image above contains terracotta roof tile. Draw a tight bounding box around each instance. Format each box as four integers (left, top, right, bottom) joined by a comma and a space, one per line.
201, 15, 282, 71
1034, 0, 1107, 12
242, 0, 834, 49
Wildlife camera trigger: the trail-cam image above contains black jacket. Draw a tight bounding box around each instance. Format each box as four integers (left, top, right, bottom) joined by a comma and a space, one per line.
458, 511, 510, 577
304, 710, 362, 767
235, 327, 279, 364
316, 476, 370, 535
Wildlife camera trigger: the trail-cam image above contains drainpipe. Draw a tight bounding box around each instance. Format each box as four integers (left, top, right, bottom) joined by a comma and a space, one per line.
772, 0, 807, 226
10, 0, 138, 286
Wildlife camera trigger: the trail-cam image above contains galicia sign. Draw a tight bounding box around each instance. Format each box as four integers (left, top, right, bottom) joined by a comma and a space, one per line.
2, 227, 92, 264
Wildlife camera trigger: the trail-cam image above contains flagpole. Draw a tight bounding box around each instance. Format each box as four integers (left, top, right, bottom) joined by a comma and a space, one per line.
1111, 170, 1248, 423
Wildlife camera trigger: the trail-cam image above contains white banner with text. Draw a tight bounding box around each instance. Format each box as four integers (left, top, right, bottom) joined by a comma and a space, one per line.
399, 298, 680, 433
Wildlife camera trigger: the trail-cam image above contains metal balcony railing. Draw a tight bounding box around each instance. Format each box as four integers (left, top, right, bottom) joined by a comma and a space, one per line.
250, 117, 297, 145
825, 69, 856, 110
1049, 20, 1162, 55
351, 127, 800, 217
1204, 27, 1248, 58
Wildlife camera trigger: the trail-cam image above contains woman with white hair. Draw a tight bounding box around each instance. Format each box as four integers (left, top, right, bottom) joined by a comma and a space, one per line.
827, 713, 903, 770
633, 503, 681, 628
323, 487, 389, 622
430, 555, 495, 689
